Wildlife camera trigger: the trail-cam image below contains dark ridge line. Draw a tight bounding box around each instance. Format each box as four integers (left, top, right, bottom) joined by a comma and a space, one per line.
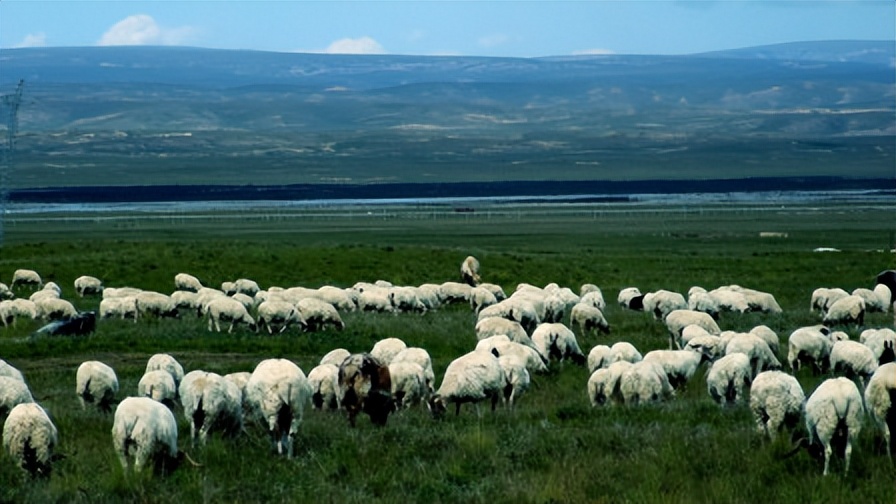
8, 177, 894, 204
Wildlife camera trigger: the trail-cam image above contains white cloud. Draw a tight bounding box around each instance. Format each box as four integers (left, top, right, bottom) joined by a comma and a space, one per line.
13, 33, 47, 48
323, 36, 386, 54
97, 14, 194, 46
571, 48, 616, 56
478, 33, 509, 48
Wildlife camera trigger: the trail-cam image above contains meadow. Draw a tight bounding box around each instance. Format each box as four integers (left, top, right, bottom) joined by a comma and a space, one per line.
0, 198, 894, 503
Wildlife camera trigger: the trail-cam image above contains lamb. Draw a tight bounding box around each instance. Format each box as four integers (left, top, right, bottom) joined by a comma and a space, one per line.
569, 302, 610, 338
370, 337, 408, 366
787, 325, 834, 374
307, 363, 341, 410
642, 289, 687, 320
245, 358, 312, 457
392, 347, 436, 392
297, 297, 345, 331
2, 402, 58, 478
863, 362, 896, 459
75, 360, 119, 412
338, 353, 393, 427
461, 255, 481, 286
319, 348, 352, 367
174, 273, 203, 292
145, 353, 185, 391
798, 377, 865, 475
0, 358, 25, 382
0, 375, 33, 417
178, 370, 243, 445
477, 337, 549, 374
822, 295, 865, 327
618, 360, 675, 406
706, 353, 752, 405
99, 296, 138, 322
112, 396, 186, 473
642, 349, 706, 389
496, 355, 530, 410
530, 322, 586, 365
35, 297, 77, 321
617, 287, 644, 311
587, 361, 633, 407
829, 340, 878, 388
206, 296, 257, 333
0, 299, 38, 327
135, 291, 179, 319
256, 299, 304, 334
388, 361, 429, 410
724, 333, 781, 377
138, 370, 178, 409
664, 309, 721, 350
470, 286, 498, 314
749, 370, 806, 440
429, 349, 505, 417
74, 275, 103, 297
10, 269, 42, 290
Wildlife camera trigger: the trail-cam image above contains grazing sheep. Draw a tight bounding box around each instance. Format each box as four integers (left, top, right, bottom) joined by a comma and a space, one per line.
706, 353, 752, 405
206, 296, 256, 333
0, 299, 38, 327
388, 286, 426, 313
138, 370, 178, 409
0, 358, 25, 382
863, 362, 896, 459
415, 283, 442, 311
35, 297, 77, 321
145, 353, 185, 391
174, 273, 203, 292
725, 333, 781, 377
10, 269, 42, 290
829, 340, 878, 387
684, 334, 725, 363
642, 349, 706, 390
439, 281, 472, 304
749, 325, 780, 357
811, 287, 849, 315
822, 295, 865, 327
496, 355, 530, 410
357, 289, 393, 313
307, 364, 341, 411
664, 309, 721, 350
112, 396, 185, 473
860, 328, 896, 365
617, 287, 644, 311
99, 296, 138, 322
169, 290, 199, 312
0, 376, 33, 417
245, 358, 312, 457
569, 303, 610, 338
874, 269, 896, 306
316, 286, 358, 313
392, 347, 436, 393
749, 370, 806, 440
338, 353, 393, 427
787, 326, 833, 374
642, 290, 687, 320
707, 287, 751, 314
478, 337, 549, 374
370, 337, 408, 366
587, 345, 614, 374
578, 290, 606, 312
726, 285, 782, 314
429, 350, 505, 418
135, 291, 179, 319
0, 283, 12, 300
470, 286, 498, 314
3, 403, 58, 478
588, 361, 633, 407
256, 300, 304, 334
852, 287, 887, 313
74, 275, 103, 297
178, 370, 243, 445
232, 278, 260, 297
75, 361, 119, 412
320, 348, 352, 368
618, 360, 675, 406
531, 323, 586, 365
388, 361, 429, 410
611, 341, 643, 364
475, 317, 535, 349
461, 255, 481, 286
688, 287, 720, 319
873, 283, 892, 312
800, 377, 865, 476
297, 297, 345, 331
479, 283, 507, 302
102, 286, 143, 299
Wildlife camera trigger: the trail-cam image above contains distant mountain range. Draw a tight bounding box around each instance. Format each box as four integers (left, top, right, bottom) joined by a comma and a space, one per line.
0, 41, 893, 194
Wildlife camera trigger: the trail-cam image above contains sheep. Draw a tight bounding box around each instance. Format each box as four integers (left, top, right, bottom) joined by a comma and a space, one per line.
297, 297, 345, 331
2, 403, 58, 478
479, 283, 507, 302
530, 322, 586, 365
99, 296, 138, 322
439, 281, 472, 304
224, 371, 253, 418
388, 286, 426, 313
707, 287, 750, 314
642, 349, 706, 389
429, 349, 505, 418
787, 325, 834, 374
35, 297, 77, 321
680, 324, 713, 348
315, 286, 357, 312
725, 285, 783, 314
102, 286, 143, 299
688, 287, 720, 319
0, 375, 33, 417
617, 287, 644, 311
470, 286, 498, 314
245, 358, 312, 457
392, 347, 436, 393
357, 289, 393, 313
0, 299, 38, 327
579, 290, 606, 311
860, 328, 896, 365
478, 337, 549, 374
749, 370, 806, 440
135, 291, 179, 319
496, 355, 530, 410
611, 341, 643, 364
174, 273, 203, 292
232, 278, 260, 297
588, 361, 633, 407
0, 358, 25, 382
230, 292, 256, 312
145, 353, 185, 391
618, 360, 675, 406
112, 396, 188, 473
416, 283, 443, 311
0, 283, 12, 300
750, 325, 780, 357
461, 255, 481, 286
206, 296, 256, 333
138, 370, 178, 409
664, 309, 721, 350
178, 370, 243, 445
873, 283, 891, 312
256, 299, 304, 334
338, 353, 393, 427
320, 348, 352, 368
852, 287, 887, 313
706, 353, 752, 405
10, 269, 42, 290
474, 317, 535, 349
307, 363, 341, 411
580, 283, 600, 296
863, 362, 896, 459
642, 289, 687, 320
725, 333, 781, 377
221, 281, 236, 296
810, 287, 849, 314
75, 360, 119, 412
74, 275, 103, 297
587, 345, 614, 374
480, 297, 540, 334
569, 303, 610, 338
822, 295, 865, 327
388, 361, 429, 410
684, 334, 725, 363
195, 287, 227, 315
370, 337, 408, 366
874, 269, 896, 306
829, 340, 878, 388
797, 377, 865, 476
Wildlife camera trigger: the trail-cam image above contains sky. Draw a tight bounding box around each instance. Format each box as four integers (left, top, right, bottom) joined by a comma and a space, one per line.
1, 1, 893, 57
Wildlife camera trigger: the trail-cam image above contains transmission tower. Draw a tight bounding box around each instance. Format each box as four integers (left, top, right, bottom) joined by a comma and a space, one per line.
0, 79, 25, 247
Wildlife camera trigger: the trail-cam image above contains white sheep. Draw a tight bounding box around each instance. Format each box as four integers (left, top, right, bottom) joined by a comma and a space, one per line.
460, 255, 481, 286
230, 292, 256, 312
587, 345, 614, 374
477, 337, 549, 374
852, 287, 887, 313
0, 375, 33, 417
588, 361, 633, 407
726, 285, 782, 314
145, 353, 185, 390
474, 317, 535, 349
245, 358, 311, 457
642, 289, 687, 320
863, 362, 896, 459
415, 283, 442, 311
496, 355, 530, 410
10, 269, 42, 290
687, 288, 720, 319
642, 349, 706, 389
138, 370, 178, 409
802, 377, 864, 475
2, 402, 58, 477
749, 370, 806, 440
531, 322, 586, 366
439, 281, 472, 304
178, 370, 243, 445
307, 363, 341, 411
99, 296, 138, 322
860, 328, 896, 365
680, 324, 712, 348
707, 287, 750, 313
35, 297, 77, 321
725, 333, 781, 377
75, 360, 119, 412
135, 291, 179, 319
470, 286, 498, 314
112, 396, 182, 473
706, 353, 752, 405
822, 295, 865, 327
749, 325, 780, 357
787, 325, 833, 374
316, 286, 357, 312
664, 309, 721, 350
297, 297, 345, 331
0, 358, 25, 382
810, 287, 849, 314
388, 361, 429, 409
256, 299, 304, 334
0, 283, 12, 300
873, 283, 891, 312
684, 334, 724, 363
357, 289, 394, 313
610, 341, 643, 364
0, 299, 38, 327
829, 340, 878, 387
618, 360, 675, 406
388, 286, 426, 313
479, 283, 507, 302
617, 287, 644, 311
569, 302, 610, 338
174, 273, 203, 292
429, 350, 505, 417
102, 286, 143, 299
392, 347, 436, 393
74, 275, 103, 297
232, 278, 261, 297
370, 337, 408, 366
206, 296, 256, 333
319, 348, 352, 367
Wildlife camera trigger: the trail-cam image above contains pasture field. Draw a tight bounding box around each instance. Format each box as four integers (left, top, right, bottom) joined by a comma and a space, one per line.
0, 199, 894, 503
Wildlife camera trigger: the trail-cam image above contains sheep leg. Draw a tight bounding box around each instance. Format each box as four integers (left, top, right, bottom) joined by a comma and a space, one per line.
822, 443, 832, 476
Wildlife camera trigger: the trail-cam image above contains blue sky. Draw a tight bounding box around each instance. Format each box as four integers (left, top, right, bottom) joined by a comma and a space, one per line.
1, 1, 893, 57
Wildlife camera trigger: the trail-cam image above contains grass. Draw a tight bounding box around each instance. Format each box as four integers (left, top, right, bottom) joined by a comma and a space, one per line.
0, 199, 894, 503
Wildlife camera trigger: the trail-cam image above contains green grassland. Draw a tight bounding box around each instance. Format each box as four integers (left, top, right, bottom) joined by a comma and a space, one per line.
0, 200, 895, 503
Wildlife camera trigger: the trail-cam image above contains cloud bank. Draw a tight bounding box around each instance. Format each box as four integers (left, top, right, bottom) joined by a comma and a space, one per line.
13, 33, 47, 48
97, 14, 194, 46
322, 36, 386, 54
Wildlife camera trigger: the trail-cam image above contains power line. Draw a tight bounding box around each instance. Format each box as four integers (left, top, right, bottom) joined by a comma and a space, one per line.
1, 79, 25, 247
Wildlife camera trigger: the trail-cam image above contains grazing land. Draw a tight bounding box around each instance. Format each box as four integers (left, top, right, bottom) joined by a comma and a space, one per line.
0, 200, 894, 503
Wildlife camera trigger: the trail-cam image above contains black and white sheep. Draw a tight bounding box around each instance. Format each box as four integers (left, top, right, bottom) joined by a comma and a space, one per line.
530, 322, 586, 366
429, 350, 505, 417
245, 358, 312, 457
800, 377, 865, 476
859, 328, 896, 365
75, 360, 119, 412
338, 353, 393, 427
822, 295, 865, 327
2, 402, 58, 478
874, 269, 896, 306
618, 360, 675, 406
749, 370, 805, 440
0, 375, 33, 417
388, 361, 429, 410
787, 325, 833, 374
178, 370, 243, 445
617, 287, 644, 311
74, 275, 103, 297
460, 255, 481, 286
307, 363, 341, 411
863, 362, 896, 459
569, 302, 610, 338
